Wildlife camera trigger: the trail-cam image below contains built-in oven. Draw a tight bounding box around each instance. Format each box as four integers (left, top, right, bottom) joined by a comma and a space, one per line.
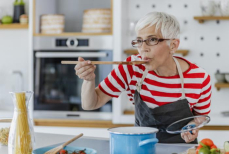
33, 36, 113, 120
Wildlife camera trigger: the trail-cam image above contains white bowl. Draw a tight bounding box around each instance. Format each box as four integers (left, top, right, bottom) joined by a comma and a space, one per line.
200, 0, 217, 16
215, 73, 226, 83
219, 0, 229, 16
225, 74, 229, 83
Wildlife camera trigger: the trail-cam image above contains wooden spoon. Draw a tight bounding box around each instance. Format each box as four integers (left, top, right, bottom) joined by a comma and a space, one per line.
61, 61, 147, 65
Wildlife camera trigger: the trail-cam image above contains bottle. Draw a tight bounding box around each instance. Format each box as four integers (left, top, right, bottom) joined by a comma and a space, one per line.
8, 91, 35, 154
13, 0, 25, 23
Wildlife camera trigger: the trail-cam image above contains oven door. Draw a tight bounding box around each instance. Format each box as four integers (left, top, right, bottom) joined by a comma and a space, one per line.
34, 50, 113, 119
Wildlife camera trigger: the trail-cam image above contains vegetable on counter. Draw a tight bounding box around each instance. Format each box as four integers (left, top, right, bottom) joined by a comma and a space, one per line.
59, 149, 87, 154
60, 149, 68, 154
0, 127, 10, 145
224, 141, 229, 154
1, 15, 13, 24
196, 138, 220, 154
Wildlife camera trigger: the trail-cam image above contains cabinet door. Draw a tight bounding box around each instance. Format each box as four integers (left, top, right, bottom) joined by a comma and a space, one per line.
0, 30, 29, 110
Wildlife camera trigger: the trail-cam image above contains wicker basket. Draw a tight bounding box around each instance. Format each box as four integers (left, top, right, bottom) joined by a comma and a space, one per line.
40, 14, 65, 34
82, 9, 111, 33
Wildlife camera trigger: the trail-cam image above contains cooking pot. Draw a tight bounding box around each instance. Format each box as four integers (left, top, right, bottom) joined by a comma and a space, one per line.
108, 127, 158, 154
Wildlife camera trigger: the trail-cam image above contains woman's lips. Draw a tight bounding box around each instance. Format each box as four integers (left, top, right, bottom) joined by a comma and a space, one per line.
142, 57, 151, 62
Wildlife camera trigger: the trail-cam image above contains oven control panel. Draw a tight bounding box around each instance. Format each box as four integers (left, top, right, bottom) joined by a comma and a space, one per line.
56, 38, 89, 47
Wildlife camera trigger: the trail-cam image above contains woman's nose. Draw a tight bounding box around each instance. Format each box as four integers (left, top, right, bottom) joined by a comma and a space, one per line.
140, 41, 149, 52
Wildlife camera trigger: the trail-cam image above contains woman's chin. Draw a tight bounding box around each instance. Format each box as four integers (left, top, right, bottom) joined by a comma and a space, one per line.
144, 65, 154, 71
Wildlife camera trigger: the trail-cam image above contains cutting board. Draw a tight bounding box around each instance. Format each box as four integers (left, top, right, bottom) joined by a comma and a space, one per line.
187, 148, 225, 154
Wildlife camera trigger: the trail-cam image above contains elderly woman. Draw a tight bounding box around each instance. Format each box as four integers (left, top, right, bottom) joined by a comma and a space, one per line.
74, 12, 211, 143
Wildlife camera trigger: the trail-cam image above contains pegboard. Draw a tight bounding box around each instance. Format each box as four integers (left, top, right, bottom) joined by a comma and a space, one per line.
117, 0, 229, 116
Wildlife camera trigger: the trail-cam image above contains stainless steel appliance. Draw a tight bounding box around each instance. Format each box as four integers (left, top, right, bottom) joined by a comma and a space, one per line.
33, 36, 113, 120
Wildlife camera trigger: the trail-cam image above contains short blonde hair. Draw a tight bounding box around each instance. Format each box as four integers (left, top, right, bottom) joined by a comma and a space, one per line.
135, 12, 180, 39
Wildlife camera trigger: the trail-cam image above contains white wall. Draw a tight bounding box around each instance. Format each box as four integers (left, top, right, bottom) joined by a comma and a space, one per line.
0, 0, 29, 18
0, 0, 29, 111
113, 0, 229, 124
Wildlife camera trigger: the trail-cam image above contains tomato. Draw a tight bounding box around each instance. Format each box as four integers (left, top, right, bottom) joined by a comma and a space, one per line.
196, 145, 203, 154
198, 147, 210, 154
200, 138, 214, 147
210, 144, 217, 149
59, 149, 68, 154
79, 150, 86, 154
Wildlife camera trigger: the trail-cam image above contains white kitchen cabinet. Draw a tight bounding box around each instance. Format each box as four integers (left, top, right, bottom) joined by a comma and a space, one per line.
0, 30, 30, 111
0, 0, 30, 112
112, 0, 133, 124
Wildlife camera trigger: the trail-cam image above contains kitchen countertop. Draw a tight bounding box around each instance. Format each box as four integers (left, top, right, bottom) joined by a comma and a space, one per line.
0, 132, 196, 154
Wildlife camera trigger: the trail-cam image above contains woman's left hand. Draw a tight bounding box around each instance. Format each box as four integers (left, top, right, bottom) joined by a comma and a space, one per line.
181, 129, 199, 143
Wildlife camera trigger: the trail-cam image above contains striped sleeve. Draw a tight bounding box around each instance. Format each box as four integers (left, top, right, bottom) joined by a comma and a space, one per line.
98, 56, 134, 98
193, 74, 211, 115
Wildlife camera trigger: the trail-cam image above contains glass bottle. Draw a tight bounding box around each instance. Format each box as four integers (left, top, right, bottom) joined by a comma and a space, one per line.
13, 0, 25, 23
8, 91, 35, 154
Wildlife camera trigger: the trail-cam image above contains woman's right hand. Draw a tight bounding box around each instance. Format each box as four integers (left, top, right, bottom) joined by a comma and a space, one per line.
74, 57, 96, 81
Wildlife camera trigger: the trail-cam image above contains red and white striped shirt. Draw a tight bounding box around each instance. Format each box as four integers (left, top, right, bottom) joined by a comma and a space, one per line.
99, 55, 211, 115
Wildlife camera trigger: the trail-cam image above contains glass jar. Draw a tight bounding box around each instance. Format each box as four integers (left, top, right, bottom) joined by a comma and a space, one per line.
8, 91, 35, 154
0, 119, 11, 146
219, 0, 229, 16
200, 0, 217, 16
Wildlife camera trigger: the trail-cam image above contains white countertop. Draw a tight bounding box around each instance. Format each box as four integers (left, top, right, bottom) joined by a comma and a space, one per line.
0, 133, 110, 154
0, 132, 196, 154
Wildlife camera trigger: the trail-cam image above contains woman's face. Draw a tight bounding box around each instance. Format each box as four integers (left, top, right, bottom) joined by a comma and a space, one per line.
137, 26, 172, 71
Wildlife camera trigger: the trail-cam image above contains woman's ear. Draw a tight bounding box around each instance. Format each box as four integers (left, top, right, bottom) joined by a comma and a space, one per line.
170, 39, 180, 54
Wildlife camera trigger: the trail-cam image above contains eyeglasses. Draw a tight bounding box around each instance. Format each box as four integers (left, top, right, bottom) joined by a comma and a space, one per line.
131, 37, 172, 48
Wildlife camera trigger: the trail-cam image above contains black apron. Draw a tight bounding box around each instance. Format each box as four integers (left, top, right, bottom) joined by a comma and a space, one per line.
134, 57, 197, 144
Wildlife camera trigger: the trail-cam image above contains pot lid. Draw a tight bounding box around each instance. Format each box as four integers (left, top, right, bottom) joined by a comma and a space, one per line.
108, 127, 158, 135
166, 115, 210, 134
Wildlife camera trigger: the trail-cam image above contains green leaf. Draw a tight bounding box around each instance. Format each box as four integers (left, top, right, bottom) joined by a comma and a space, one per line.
200, 142, 210, 149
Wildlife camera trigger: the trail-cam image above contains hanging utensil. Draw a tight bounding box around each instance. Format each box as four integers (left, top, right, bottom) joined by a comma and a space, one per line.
61, 61, 147, 65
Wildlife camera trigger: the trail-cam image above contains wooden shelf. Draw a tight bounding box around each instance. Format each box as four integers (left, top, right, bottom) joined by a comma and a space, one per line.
0, 23, 28, 29
124, 49, 189, 56
33, 119, 229, 130
194, 16, 229, 23
33, 32, 112, 36
34, 119, 133, 128
215, 83, 229, 91
123, 110, 135, 115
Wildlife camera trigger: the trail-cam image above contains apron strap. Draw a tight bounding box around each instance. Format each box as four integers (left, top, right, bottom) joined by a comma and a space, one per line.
136, 57, 185, 99
173, 57, 186, 99
136, 69, 148, 92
